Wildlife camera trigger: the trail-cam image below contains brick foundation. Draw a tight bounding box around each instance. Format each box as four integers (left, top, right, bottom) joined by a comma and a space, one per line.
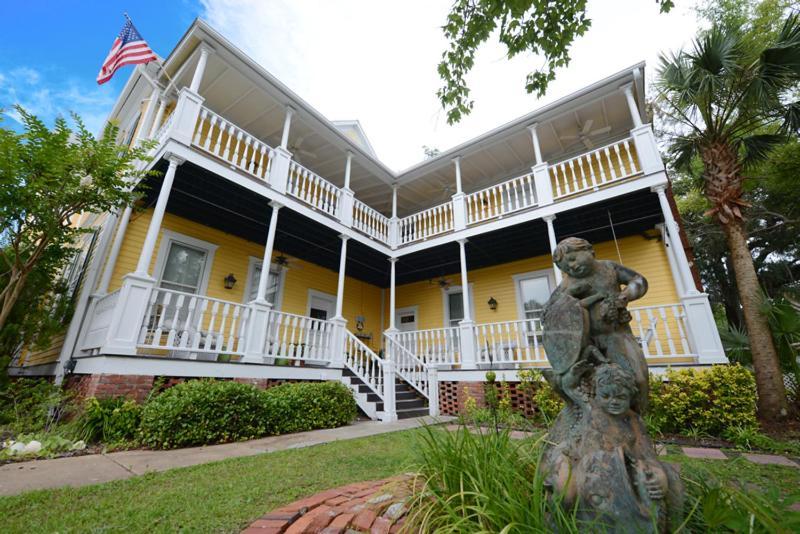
64, 374, 313, 403
438, 380, 537, 417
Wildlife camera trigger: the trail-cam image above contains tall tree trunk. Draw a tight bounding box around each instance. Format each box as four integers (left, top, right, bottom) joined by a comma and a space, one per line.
722, 219, 789, 421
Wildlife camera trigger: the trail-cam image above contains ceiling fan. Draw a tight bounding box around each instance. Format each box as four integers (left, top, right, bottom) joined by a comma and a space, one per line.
429, 276, 452, 290
559, 119, 611, 150
273, 253, 304, 270
288, 136, 317, 161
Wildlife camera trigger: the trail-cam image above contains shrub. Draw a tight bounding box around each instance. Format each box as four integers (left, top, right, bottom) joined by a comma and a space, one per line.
0, 378, 68, 434
79, 397, 142, 443
518, 369, 564, 424
139, 380, 268, 449
261, 381, 356, 435
648, 364, 758, 437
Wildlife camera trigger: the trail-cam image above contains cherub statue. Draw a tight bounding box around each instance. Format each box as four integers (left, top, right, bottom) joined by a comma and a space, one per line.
573, 364, 683, 532
542, 237, 649, 413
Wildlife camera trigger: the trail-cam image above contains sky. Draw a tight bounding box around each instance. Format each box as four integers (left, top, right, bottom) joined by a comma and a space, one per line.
1, 1, 701, 170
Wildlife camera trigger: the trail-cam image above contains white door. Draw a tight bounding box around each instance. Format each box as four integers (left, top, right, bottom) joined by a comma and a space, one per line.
307, 291, 336, 321
396, 307, 418, 332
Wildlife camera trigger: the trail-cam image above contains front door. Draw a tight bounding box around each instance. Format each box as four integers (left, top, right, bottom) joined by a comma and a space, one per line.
307, 290, 336, 321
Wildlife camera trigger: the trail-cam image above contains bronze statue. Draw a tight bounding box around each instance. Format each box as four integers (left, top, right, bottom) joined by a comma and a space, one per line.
541, 237, 683, 533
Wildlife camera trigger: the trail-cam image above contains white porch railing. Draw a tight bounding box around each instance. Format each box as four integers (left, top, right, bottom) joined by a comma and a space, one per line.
466, 172, 537, 225
550, 138, 640, 199
192, 107, 275, 183
393, 326, 461, 366
80, 290, 121, 352
398, 203, 454, 244
262, 309, 335, 363
474, 318, 547, 365
353, 199, 390, 243
344, 331, 384, 398
630, 304, 692, 359
385, 333, 429, 398
137, 288, 250, 356
287, 161, 341, 218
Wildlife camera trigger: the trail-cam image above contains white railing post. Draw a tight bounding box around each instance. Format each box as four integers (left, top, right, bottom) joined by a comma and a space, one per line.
451, 194, 467, 231
99, 273, 154, 355
427, 366, 440, 416
382, 359, 398, 422
269, 147, 292, 194
532, 163, 553, 206
242, 302, 271, 363
631, 125, 663, 175
170, 87, 205, 147
339, 190, 355, 228
681, 295, 727, 364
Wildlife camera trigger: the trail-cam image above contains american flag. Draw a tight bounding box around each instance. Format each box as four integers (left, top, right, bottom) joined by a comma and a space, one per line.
96, 17, 157, 85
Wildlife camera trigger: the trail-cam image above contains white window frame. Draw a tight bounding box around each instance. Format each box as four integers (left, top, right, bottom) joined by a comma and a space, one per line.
153, 230, 218, 296
442, 284, 475, 328
306, 289, 337, 319
512, 269, 556, 321
242, 256, 287, 309
121, 111, 141, 146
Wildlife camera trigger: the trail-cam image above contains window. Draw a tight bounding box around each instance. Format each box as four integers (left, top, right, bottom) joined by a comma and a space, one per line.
245, 260, 284, 306
160, 243, 208, 294
443, 286, 473, 328
122, 113, 141, 146
513, 271, 555, 322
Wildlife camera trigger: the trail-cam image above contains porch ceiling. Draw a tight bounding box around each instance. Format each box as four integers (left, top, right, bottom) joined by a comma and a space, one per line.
144, 160, 390, 287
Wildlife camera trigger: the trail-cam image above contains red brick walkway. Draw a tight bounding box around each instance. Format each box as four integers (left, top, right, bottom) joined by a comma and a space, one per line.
242, 476, 415, 533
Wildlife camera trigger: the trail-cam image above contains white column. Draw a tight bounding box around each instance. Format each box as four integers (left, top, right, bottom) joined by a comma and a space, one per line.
148, 98, 167, 137
621, 83, 643, 128
388, 258, 398, 331
391, 184, 398, 218
453, 156, 463, 194
255, 202, 282, 303
339, 151, 355, 227
135, 154, 184, 276
133, 91, 159, 145
389, 185, 399, 248
657, 223, 686, 297
451, 157, 467, 230
543, 215, 563, 284
280, 106, 294, 149
653, 185, 697, 295
527, 123, 543, 165
457, 238, 477, 369
189, 45, 213, 93
97, 205, 133, 294
427, 367, 440, 416
334, 235, 349, 319
381, 359, 398, 422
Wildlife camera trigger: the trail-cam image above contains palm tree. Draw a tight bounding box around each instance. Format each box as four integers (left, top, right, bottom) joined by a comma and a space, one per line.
655, 14, 800, 422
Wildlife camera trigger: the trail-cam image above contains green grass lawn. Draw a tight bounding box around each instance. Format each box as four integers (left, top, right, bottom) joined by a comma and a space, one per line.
1, 428, 798, 533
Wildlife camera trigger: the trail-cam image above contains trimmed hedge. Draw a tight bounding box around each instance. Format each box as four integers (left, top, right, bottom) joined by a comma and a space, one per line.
648, 364, 758, 436
262, 381, 357, 435
139, 379, 357, 449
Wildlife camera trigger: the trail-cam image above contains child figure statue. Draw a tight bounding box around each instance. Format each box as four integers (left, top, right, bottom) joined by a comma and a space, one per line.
542, 237, 649, 413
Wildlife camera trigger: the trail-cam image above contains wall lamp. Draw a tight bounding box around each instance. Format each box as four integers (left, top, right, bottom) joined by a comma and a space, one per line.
487, 297, 498, 311
223, 273, 237, 290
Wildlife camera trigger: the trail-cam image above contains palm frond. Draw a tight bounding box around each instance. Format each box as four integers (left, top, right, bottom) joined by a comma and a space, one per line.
668, 134, 702, 173
779, 100, 800, 134
740, 133, 786, 168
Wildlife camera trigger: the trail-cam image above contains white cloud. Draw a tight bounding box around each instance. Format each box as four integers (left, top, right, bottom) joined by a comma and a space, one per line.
0, 67, 117, 135
201, 0, 699, 171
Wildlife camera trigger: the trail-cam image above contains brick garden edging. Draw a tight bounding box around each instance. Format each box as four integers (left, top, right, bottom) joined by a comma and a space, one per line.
242, 476, 416, 533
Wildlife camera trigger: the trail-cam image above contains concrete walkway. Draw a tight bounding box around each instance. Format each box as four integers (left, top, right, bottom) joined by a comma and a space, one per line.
0, 416, 453, 497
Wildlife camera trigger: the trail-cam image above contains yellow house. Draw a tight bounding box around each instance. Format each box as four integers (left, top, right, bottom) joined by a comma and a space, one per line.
12, 19, 726, 420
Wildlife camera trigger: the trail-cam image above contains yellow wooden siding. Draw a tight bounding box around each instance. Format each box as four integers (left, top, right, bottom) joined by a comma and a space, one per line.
108, 209, 384, 351
19, 333, 66, 367
391, 234, 681, 331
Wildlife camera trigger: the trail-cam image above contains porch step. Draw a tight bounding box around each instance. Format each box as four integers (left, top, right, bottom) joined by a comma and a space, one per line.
340, 367, 428, 421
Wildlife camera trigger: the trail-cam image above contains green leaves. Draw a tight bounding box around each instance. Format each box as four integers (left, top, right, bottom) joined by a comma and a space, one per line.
437, 1, 673, 124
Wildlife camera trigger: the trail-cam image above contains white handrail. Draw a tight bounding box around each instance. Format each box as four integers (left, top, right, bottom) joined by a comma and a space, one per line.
353, 199, 390, 243
398, 202, 454, 244
80, 290, 122, 352
385, 333, 429, 399
192, 107, 275, 183
629, 303, 693, 358
343, 331, 384, 399
392, 326, 461, 366
138, 287, 250, 356
466, 172, 537, 225
263, 309, 335, 362
287, 160, 341, 218
550, 137, 640, 199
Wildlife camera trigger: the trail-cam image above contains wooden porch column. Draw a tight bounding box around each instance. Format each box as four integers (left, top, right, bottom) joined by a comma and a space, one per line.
135, 154, 184, 276
457, 239, 473, 322
452, 157, 467, 230
333, 235, 349, 320
457, 238, 477, 368
96, 205, 134, 293
189, 45, 213, 93
621, 83, 643, 128
280, 106, 294, 150
148, 97, 167, 138
543, 215, 562, 284
527, 123, 543, 165
255, 202, 282, 304
652, 185, 696, 295
388, 258, 398, 331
